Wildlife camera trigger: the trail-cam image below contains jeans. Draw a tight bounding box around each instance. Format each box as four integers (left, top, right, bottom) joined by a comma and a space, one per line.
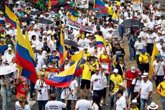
66, 100, 72, 110
38, 100, 48, 110
30, 81, 35, 98
136, 55, 140, 68
127, 87, 131, 98
161, 97, 165, 110
0, 92, 8, 110
109, 94, 116, 108
55, 88, 62, 101
129, 45, 135, 60
140, 97, 152, 110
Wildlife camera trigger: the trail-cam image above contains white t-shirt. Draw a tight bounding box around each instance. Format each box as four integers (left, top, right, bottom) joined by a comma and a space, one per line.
75, 99, 91, 110
146, 33, 154, 44
153, 60, 165, 76
134, 40, 146, 55
68, 79, 78, 100
91, 73, 104, 90
132, 79, 141, 93
61, 80, 78, 100
116, 96, 126, 110
34, 79, 50, 101
45, 100, 66, 110
15, 101, 31, 110
140, 80, 153, 99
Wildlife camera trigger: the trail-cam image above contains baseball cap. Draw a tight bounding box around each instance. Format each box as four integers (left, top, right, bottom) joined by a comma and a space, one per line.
113, 68, 118, 73
7, 47, 12, 51
131, 99, 138, 104
42, 65, 47, 69
131, 66, 136, 73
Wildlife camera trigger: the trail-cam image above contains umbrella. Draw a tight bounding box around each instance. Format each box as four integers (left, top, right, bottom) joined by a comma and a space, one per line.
37, 18, 53, 24
123, 19, 144, 28
97, 13, 109, 18
30, 10, 42, 15
54, 2, 69, 8
64, 39, 79, 48
19, 17, 34, 22
91, 8, 102, 11
0, 65, 17, 75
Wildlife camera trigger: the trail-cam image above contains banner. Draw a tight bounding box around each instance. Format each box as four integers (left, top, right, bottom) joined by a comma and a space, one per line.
132, 0, 141, 4
75, 0, 89, 8
132, 0, 141, 11
67, 19, 95, 33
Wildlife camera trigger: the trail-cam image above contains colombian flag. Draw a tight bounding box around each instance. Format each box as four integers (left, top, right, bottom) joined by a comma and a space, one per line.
59, 30, 67, 67
5, 6, 19, 28
15, 25, 37, 84
45, 63, 77, 88
95, 35, 107, 48
71, 51, 84, 77
94, 0, 108, 13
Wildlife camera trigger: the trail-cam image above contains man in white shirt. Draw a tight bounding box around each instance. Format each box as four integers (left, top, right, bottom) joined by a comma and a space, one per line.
35, 73, 50, 110
75, 92, 92, 110
90, 68, 104, 109
145, 29, 154, 55
116, 90, 127, 110
137, 72, 153, 110
131, 72, 142, 108
45, 94, 66, 110
134, 36, 146, 68
153, 55, 165, 87
64, 77, 78, 110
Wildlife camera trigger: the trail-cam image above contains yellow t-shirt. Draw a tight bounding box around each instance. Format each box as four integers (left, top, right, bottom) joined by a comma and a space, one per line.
91, 61, 99, 72
99, 54, 109, 60
107, 6, 114, 15
157, 81, 165, 97
82, 63, 91, 80
131, 107, 139, 110
83, 52, 91, 60
139, 53, 149, 64
110, 74, 123, 92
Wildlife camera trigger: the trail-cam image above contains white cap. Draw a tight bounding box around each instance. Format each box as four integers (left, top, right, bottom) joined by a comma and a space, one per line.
42, 65, 47, 69
138, 36, 142, 38
131, 66, 136, 73
6, 25, 10, 28
142, 72, 148, 78
7, 47, 12, 50
31, 21, 35, 24
131, 99, 138, 104
113, 68, 118, 73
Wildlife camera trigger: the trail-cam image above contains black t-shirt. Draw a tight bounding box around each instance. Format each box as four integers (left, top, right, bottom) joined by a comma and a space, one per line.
112, 47, 125, 57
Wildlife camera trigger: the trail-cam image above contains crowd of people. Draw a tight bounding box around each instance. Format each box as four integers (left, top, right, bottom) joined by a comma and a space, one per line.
0, 0, 165, 110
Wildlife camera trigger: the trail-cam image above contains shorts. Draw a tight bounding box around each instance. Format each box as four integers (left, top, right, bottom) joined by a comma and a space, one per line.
80, 79, 90, 89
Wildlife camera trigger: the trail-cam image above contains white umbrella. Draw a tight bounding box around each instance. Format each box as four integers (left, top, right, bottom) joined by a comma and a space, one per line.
0, 65, 17, 75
